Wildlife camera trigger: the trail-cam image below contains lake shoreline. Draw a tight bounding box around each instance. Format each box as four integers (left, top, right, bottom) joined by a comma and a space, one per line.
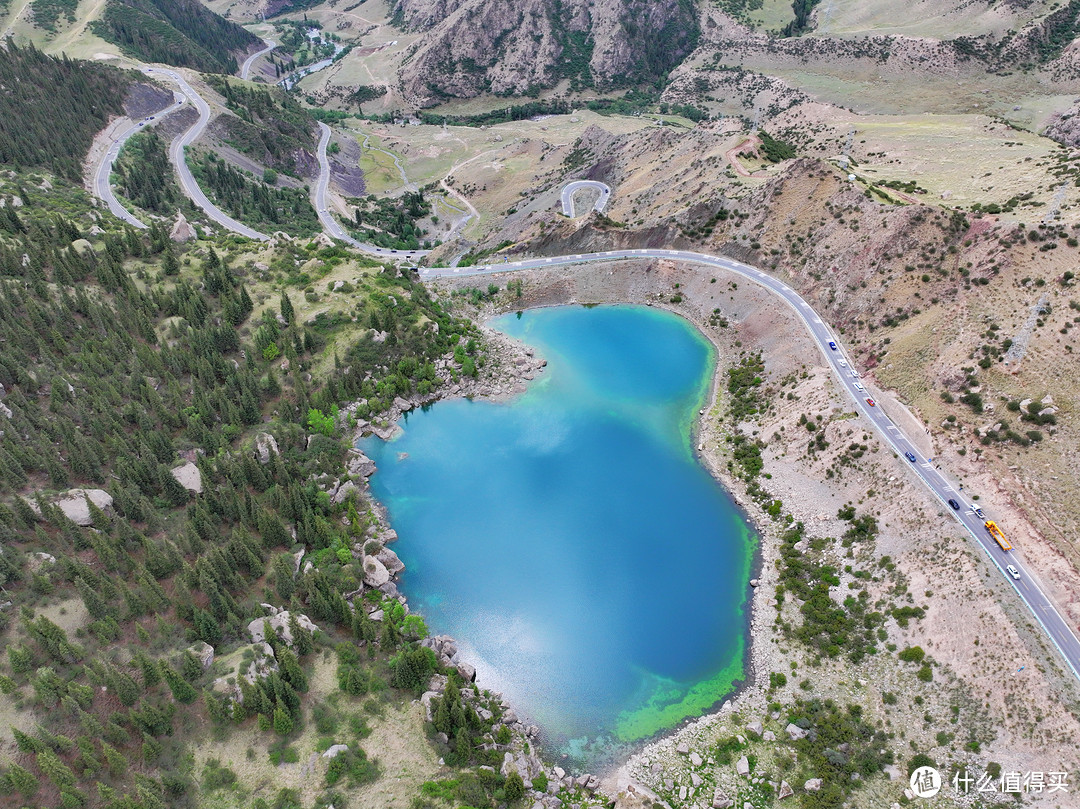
423, 260, 807, 805
347, 295, 763, 793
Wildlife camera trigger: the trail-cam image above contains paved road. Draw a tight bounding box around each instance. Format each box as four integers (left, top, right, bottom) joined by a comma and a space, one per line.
240, 39, 277, 81
92, 95, 187, 229
420, 248, 1080, 684
560, 180, 611, 217
314, 122, 430, 261
144, 67, 269, 242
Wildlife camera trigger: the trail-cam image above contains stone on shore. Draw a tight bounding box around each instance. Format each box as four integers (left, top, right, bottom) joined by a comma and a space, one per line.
746, 721, 763, 737
376, 546, 405, 575
676, 741, 690, 755
456, 662, 476, 682
347, 449, 376, 478
362, 555, 390, 587
690, 752, 703, 767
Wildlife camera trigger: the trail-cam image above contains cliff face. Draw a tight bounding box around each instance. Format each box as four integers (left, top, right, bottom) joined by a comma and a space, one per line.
393, 0, 700, 105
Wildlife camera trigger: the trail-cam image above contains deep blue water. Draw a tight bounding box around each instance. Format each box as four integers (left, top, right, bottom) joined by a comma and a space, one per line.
361, 305, 753, 765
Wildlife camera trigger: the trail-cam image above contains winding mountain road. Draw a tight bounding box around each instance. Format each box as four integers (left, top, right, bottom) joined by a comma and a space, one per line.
314, 122, 429, 260
89, 97, 1080, 683
92, 95, 186, 229
420, 249, 1080, 685
560, 180, 611, 217
144, 67, 269, 241
240, 39, 277, 81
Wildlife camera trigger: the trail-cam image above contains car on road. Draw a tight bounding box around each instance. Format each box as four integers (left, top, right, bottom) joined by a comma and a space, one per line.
948, 498, 960, 510
973, 506, 985, 519
850, 371, 859, 378
828, 341, 837, 350
1006, 565, 1021, 580
854, 382, 864, 391
866, 398, 876, 407
839, 359, 847, 367
905, 452, 917, 462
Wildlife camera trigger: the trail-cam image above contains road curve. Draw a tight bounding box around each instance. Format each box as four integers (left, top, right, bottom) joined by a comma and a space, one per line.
421, 248, 1080, 685
144, 67, 269, 242
560, 180, 611, 217
240, 39, 277, 81
92, 96, 186, 229
314, 122, 430, 261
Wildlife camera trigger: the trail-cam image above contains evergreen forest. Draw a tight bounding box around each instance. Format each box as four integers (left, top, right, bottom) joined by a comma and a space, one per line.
92, 0, 258, 74
0, 44, 130, 182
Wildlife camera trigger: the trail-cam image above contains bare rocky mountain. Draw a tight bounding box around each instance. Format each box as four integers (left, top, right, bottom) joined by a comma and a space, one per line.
393, 0, 699, 105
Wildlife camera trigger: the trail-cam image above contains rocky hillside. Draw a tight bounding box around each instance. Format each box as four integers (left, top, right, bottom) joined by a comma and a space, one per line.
393, 0, 699, 105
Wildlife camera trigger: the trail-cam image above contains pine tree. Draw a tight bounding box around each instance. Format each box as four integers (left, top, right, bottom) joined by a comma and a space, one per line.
36, 748, 76, 790
272, 704, 293, 736
288, 612, 312, 656
102, 742, 127, 777
279, 292, 294, 325
505, 771, 525, 802
6, 761, 39, 796
161, 664, 197, 703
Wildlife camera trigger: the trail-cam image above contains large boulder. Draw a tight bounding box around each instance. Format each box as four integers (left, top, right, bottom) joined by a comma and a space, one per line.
804, 778, 823, 792
170, 211, 196, 243
55, 488, 113, 526
332, 480, 358, 505
247, 610, 319, 645
170, 462, 203, 493
187, 641, 215, 670
376, 547, 405, 576
736, 756, 750, 777
322, 744, 349, 759
786, 723, 808, 740
362, 555, 390, 587
347, 449, 376, 478
254, 432, 279, 464
712, 789, 734, 809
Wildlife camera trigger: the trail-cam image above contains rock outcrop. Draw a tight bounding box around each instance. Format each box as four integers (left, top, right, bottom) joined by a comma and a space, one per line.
170, 211, 196, 243
393, 0, 699, 104
247, 608, 319, 645
187, 641, 215, 670
254, 432, 279, 464
55, 488, 113, 526
170, 462, 203, 493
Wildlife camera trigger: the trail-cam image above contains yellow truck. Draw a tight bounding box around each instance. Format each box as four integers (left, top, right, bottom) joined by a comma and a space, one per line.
985, 520, 1012, 551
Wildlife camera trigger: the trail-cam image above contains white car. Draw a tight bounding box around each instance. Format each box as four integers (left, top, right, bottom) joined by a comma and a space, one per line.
839, 359, 848, 367
854, 382, 865, 391
1006, 565, 1020, 581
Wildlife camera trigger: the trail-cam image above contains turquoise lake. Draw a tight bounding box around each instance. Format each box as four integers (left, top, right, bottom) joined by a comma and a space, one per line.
360, 305, 754, 766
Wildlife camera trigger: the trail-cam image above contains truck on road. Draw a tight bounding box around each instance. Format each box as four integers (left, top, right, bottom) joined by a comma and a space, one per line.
985, 520, 1012, 551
